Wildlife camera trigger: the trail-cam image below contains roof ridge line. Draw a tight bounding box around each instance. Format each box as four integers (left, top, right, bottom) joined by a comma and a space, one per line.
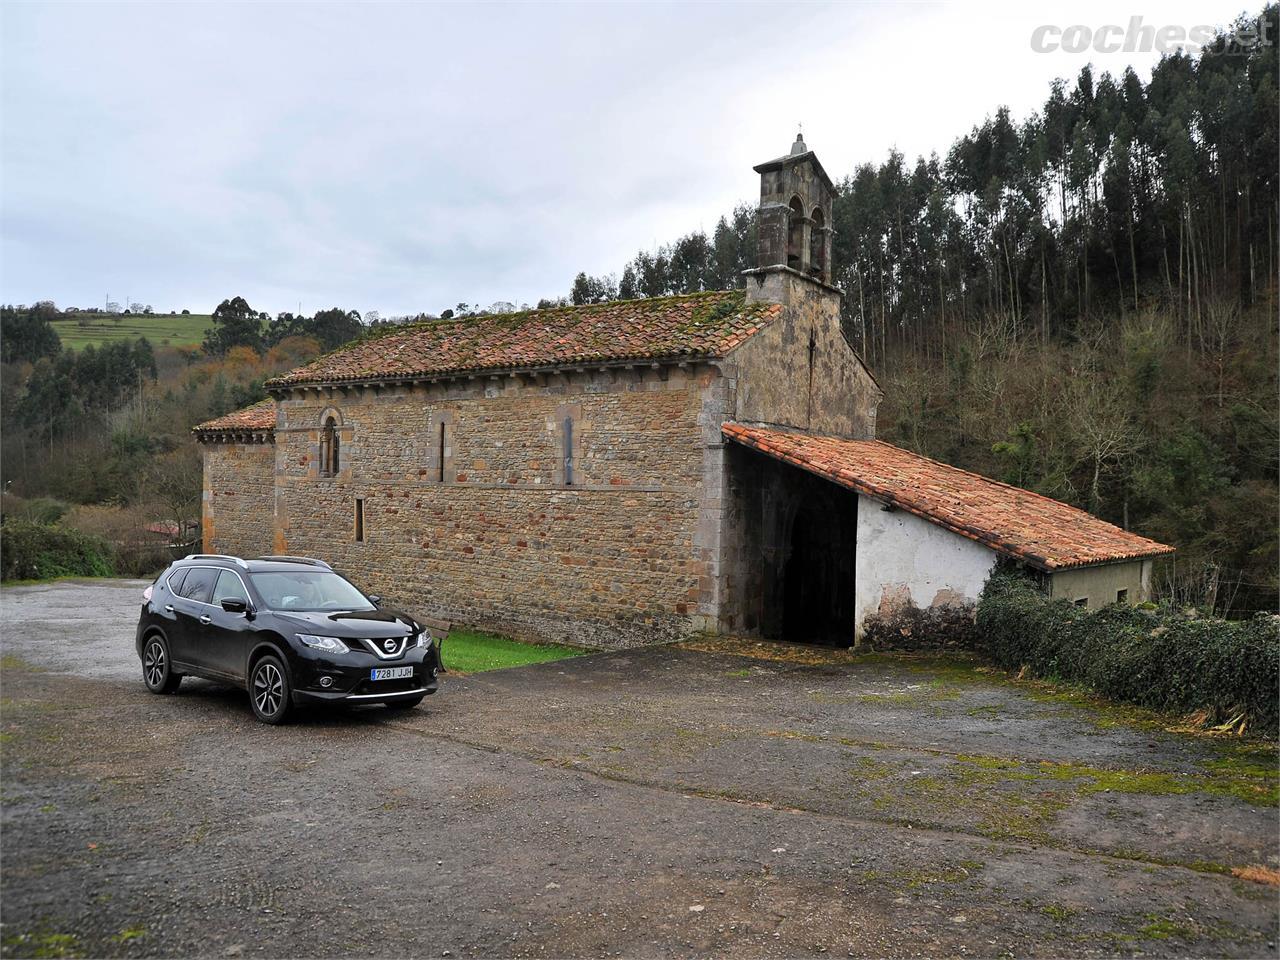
263, 288, 775, 390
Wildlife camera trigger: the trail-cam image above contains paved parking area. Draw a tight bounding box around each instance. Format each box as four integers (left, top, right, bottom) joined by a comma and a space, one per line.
1, 580, 1277, 958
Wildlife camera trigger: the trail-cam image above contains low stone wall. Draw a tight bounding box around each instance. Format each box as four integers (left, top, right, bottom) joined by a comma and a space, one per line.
202, 441, 275, 558
856, 600, 980, 651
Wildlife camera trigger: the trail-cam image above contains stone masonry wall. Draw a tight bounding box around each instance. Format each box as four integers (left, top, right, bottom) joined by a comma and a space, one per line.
735, 269, 880, 439
202, 441, 276, 558
272, 365, 720, 648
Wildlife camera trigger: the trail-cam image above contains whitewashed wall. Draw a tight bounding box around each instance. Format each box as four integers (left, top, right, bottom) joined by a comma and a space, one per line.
853, 495, 999, 639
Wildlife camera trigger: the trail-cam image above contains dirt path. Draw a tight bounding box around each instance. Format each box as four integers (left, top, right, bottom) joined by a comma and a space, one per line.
1, 580, 1276, 958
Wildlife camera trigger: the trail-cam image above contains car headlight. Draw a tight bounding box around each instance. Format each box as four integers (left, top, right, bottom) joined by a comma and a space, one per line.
297, 634, 350, 655
415, 631, 430, 649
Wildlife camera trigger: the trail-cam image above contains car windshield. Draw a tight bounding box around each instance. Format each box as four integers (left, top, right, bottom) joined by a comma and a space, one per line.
248, 570, 374, 613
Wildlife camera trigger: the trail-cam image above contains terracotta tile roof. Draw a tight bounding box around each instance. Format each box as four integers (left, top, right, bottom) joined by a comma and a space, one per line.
723, 423, 1174, 571
264, 291, 782, 389
192, 399, 276, 439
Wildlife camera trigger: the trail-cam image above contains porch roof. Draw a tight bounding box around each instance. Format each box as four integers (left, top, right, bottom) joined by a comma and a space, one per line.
722, 423, 1174, 572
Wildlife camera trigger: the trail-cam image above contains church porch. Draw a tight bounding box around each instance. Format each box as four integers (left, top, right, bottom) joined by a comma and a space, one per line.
717, 423, 1173, 648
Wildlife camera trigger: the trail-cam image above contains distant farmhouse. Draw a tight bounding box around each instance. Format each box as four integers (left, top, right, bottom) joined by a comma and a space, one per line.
194, 137, 1173, 647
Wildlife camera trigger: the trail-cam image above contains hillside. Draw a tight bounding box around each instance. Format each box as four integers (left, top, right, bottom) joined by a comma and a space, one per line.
51, 312, 212, 350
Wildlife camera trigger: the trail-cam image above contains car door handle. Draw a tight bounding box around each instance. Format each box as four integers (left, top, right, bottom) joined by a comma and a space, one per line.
164, 605, 175, 613
199, 615, 212, 625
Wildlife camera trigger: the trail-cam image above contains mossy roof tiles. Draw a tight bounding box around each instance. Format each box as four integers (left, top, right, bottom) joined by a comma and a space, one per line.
263, 291, 781, 389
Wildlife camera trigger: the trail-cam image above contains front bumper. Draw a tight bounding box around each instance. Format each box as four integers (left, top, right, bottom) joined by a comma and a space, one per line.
293, 679, 438, 705
290, 643, 441, 705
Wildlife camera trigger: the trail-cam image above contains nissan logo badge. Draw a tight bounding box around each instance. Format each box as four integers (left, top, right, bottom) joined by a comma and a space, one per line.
383, 638, 396, 653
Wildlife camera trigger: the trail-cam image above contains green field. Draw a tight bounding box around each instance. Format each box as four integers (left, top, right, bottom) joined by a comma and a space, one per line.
441, 629, 588, 673
50, 312, 213, 350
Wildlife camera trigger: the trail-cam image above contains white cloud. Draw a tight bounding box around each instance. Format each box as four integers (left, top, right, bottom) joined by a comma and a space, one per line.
0, 0, 1255, 317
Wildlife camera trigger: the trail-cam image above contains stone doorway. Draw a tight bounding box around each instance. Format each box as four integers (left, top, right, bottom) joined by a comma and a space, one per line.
722, 443, 858, 647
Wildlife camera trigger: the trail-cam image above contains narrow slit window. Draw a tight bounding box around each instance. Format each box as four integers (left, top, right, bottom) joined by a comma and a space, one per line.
1073, 597, 1088, 608
320, 416, 339, 476
354, 498, 365, 542
437, 421, 446, 483
562, 416, 574, 486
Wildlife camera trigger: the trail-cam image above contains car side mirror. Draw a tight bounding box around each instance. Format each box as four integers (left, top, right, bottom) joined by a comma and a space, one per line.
368, 595, 381, 606
221, 597, 248, 614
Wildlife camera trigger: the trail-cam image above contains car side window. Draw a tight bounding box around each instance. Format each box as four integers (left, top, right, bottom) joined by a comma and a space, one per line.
166, 568, 189, 595
212, 570, 249, 605
178, 567, 217, 604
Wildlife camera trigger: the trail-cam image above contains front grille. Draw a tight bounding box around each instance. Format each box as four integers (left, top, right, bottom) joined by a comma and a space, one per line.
352, 637, 410, 659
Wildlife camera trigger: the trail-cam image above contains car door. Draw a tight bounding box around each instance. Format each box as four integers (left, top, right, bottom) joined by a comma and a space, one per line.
205, 570, 256, 682
169, 566, 218, 671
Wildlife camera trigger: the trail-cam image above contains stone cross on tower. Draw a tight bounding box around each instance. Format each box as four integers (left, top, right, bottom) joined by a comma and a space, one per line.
750, 132, 836, 284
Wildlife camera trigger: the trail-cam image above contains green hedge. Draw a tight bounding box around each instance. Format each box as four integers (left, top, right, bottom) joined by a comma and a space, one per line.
977, 572, 1280, 735
0, 520, 115, 581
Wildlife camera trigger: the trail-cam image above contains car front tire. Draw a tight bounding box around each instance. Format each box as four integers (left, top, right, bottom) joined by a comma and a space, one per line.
249, 654, 293, 725
142, 635, 182, 694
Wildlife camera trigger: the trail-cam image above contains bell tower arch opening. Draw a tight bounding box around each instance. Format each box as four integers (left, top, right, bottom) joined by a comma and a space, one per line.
809, 206, 827, 281
786, 197, 805, 271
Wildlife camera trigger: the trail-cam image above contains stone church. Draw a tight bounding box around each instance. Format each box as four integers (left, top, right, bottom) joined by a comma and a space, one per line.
195, 137, 1173, 647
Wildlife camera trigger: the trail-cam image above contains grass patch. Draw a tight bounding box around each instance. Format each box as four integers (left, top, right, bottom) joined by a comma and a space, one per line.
442, 630, 587, 674
50, 313, 212, 349
110, 927, 146, 945
1138, 916, 1198, 941
859, 861, 982, 890
948, 752, 1278, 808
849, 756, 900, 781
1, 930, 82, 959
856, 683, 962, 706
1030, 758, 1278, 807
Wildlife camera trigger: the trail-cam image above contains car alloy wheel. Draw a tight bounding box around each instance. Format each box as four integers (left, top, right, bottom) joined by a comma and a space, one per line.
142, 635, 181, 694
144, 641, 165, 687
250, 655, 292, 724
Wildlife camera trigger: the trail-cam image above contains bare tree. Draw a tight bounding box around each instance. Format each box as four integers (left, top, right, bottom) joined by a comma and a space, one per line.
140, 448, 202, 529
1066, 374, 1137, 515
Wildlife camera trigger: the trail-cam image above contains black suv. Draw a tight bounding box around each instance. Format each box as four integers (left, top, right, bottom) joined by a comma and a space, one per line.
135, 555, 441, 724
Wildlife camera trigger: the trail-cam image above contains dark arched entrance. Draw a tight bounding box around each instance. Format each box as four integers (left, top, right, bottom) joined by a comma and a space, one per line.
781, 497, 856, 645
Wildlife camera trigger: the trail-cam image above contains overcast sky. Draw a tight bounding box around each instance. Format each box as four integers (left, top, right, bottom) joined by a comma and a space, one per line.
0, 0, 1255, 318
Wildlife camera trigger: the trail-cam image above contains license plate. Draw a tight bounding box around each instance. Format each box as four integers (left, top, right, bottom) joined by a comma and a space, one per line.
371, 666, 413, 681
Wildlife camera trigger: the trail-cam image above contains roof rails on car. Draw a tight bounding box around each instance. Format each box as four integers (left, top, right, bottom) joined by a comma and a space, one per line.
255, 555, 333, 570
183, 554, 250, 568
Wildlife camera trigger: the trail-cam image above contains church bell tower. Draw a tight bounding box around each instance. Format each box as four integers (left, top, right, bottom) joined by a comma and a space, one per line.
749, 132, 836, 285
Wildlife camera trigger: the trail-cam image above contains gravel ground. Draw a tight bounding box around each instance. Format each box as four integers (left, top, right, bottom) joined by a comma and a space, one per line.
1, 579, 1277, 959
